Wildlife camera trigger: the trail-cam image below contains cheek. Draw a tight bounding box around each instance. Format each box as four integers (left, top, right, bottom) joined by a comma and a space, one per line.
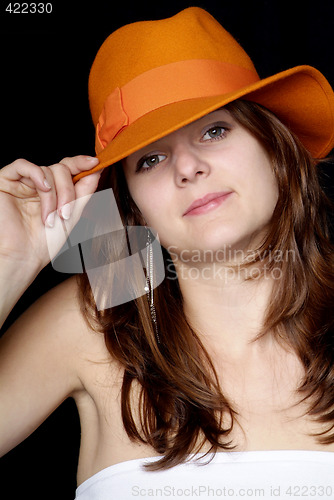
231, 143, 278, 218
244, 161, 278, 219
128, 181, 166, 227
129, 187, 180, 248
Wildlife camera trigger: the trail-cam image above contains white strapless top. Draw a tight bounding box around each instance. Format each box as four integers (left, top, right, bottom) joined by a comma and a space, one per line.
75, 450, 334, 499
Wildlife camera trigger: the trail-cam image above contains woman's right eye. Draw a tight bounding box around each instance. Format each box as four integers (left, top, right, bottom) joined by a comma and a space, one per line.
136, 154, 167, 172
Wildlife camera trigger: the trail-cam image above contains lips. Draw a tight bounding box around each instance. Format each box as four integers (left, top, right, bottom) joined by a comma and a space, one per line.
183, 191, 233, 216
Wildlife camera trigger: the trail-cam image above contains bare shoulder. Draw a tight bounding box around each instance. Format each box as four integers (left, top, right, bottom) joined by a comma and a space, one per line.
0, 275, 109, 395
25, 275, 97, 327
6, 276, 92, 341
20, 275, 108, 358
30, 275, 89, 332
32, 274, 85, 319
0, 276, 109, 456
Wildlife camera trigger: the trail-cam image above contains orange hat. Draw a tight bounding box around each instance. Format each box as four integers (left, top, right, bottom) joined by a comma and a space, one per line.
74, 7, 334, 182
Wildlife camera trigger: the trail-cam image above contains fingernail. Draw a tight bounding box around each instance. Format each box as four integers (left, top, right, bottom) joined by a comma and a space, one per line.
46, 212, 55, 228
43, 178, 51, 189
61, 203, 71, 220
85, 156, 99, 163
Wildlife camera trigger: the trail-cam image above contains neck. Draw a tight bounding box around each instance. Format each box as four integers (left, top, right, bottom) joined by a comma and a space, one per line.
174, 258, 276, 358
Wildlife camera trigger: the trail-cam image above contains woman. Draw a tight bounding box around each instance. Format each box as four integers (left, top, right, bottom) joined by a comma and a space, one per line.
1, 7, 334, 499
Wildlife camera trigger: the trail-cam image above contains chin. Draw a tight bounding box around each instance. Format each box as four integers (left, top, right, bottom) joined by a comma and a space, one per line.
198, 227, 247, 250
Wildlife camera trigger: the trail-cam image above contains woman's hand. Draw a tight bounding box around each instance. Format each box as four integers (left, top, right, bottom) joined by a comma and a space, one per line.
0, 155, 101, 275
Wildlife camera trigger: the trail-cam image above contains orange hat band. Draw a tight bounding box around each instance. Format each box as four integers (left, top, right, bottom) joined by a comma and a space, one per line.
95, 59, 259, 154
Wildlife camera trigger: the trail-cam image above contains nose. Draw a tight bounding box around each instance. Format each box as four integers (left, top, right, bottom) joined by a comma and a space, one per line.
173, 143, 210, 187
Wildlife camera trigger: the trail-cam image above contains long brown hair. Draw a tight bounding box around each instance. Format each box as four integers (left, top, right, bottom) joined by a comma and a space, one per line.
77, 100, 334, 470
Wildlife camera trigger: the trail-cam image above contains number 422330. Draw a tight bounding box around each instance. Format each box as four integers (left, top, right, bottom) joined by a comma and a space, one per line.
5, 3, 53, 14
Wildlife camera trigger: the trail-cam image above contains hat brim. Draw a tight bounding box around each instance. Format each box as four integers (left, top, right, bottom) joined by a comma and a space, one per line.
74, 65, 334, 182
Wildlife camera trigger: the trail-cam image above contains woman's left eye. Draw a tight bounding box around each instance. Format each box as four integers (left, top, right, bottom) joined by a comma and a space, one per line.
202, 125, 227, 141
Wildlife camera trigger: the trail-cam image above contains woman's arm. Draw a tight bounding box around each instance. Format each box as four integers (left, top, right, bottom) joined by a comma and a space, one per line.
0, 156, 101, 328
0, 258, 37, 329
0, 155, 102, 455
0, 276, 89, 457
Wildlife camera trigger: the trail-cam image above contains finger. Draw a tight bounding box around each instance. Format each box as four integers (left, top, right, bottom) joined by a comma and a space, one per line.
41, 160, 101, 227
52, 170, 102, 232
1, 159, 52, 193
58, 155, 99, 176
45, 170, 103, 253
0, 159, 56, 227
38, 167, 58, 227
74, 170, 103, 200
47, 162, 76, 220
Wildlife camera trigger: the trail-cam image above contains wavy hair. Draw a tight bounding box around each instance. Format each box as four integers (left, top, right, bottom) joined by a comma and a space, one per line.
77, 100, 334, 470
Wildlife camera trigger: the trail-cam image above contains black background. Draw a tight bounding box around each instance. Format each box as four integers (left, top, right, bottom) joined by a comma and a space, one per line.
1, 1, 334, 498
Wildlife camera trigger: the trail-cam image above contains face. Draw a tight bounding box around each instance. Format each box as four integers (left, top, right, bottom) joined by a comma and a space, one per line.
122, 108, 278, 262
